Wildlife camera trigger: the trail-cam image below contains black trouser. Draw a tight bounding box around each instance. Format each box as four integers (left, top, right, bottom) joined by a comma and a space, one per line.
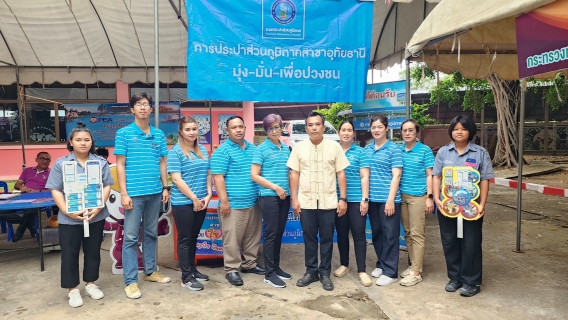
172, 204, 207, 283
437, 212, 483, 285
300, 208, 335, 277
368, 202, 401, 278
2, 212, 36, 232
335, 202, 367, 273
259, 196, 290, 277
59, 219, 105, 288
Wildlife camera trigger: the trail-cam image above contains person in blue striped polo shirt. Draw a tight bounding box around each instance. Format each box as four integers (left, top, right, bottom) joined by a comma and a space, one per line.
364, 114, 403, 287
399, 119, 435, 287
211, 115, 263, 287
168, 116, 213, 291
332, 121, 373, 287
251, 114, 292, 289
115, 93, 172, 299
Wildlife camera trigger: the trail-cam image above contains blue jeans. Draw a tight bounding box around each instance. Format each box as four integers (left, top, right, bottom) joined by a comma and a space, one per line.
122, 193, 162, 285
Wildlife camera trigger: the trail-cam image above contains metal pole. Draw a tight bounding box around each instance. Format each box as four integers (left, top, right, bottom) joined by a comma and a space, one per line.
405, 58, 411, 119
16, 67, 26, 170
154, 0, 160, 128
514, 78, 526, 253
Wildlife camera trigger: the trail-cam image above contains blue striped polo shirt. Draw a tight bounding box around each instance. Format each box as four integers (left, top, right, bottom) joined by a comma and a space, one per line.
252, 139, 290, 197
337, 143, 369, 201
365, 140, 404, 203
114, 122, 168, 197
400, 141, 435, 196
210, 139, 259, 209
167, 144, 210, 206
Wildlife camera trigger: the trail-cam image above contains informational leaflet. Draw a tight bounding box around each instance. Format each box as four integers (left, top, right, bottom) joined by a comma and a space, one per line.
62, 160, 104, 237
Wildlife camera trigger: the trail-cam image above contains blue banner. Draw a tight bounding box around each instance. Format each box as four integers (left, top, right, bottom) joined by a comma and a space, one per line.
186, 0, 373, 103
65, 102, 181, 147
352, 81, 408, 130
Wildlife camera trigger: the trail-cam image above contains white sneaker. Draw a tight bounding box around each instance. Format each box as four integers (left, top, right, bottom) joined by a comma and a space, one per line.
85, 284, 104, 300
371, 268, 383, 278
400, 266, 413, 278
376, 275, 398, 286
68, 289, 83, 308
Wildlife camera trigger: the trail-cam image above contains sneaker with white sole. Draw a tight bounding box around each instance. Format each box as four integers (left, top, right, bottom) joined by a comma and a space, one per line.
125, 283, 142, 299
68, 288, 83, 308
371, 268, 383, 278
144, 271, 171, 283
180, 276, 204, 291
400, 273, 422, 286
400, 266, 413, 278
85, 284, 104, 300
264, 274, 286, 288
376, 275, 398, 286
333, 265, 350, 278
358, 273, 373, 287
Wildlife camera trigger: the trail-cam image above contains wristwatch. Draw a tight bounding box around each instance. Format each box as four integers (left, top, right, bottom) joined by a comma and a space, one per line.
338, 197, 347, 202
427, 194, 434, 199
163, 186, 171, 191
362, 197, 369, 203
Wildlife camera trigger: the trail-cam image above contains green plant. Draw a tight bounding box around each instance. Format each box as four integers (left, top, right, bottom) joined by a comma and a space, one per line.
313, 102, 352, 130
410, 103, 436, 129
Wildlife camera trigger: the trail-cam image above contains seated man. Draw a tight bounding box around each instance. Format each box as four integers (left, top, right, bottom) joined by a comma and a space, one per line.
3, 152, 57, 242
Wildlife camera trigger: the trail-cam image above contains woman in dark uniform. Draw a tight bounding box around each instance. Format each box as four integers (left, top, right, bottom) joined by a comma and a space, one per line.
432, 115, 494, 297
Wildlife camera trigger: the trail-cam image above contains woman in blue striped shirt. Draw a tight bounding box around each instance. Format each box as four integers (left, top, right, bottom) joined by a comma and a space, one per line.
168, 116, 213, 291
251, 114, 292, 289
332, 121, 372, 287
399, 119, 435, 287
364, 115, 404, 286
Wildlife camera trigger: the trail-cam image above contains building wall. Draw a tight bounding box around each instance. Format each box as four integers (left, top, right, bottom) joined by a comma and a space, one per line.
0, 82, 253, 181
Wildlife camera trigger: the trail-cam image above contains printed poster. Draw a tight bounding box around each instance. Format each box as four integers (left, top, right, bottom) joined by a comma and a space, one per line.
62, 160, 104, 213
440, 166, 482, 221
65, 102, 181, 147
218, 114, 236, 145
192, 114, 212, 144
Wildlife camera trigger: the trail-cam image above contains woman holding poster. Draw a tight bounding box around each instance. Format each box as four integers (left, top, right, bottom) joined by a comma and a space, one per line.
168, 116, 213, 291
398, 119, 435, 287
432, 115, 494, 297
46, 122, 113, 308
364, 115, 403, 287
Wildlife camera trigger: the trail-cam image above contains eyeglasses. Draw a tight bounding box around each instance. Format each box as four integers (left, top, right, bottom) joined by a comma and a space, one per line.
267, 126, 281, 132
38, 157, 51, 161
134, 103, 150, 108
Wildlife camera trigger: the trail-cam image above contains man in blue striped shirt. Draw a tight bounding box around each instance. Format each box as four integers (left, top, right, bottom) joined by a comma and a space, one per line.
211, 116, 263, 286
115, 93, 172, 299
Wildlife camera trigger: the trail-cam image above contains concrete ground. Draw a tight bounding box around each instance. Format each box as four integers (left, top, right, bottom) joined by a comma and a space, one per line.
1, 173, 567, 319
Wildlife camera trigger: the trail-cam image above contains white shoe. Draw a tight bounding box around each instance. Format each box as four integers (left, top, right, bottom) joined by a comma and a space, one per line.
85, 284, 104, 300
400, 266, 413, 278
371, 268, 383, 278
68, 289, 84, 308
376, 275, 398, 286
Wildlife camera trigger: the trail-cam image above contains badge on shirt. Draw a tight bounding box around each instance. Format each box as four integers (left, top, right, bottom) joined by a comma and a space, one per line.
464, 158, 477, 167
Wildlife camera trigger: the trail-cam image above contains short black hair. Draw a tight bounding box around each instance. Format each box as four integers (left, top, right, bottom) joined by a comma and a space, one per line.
370, 114, 388, 128
130, 92, 153, 108
305, 111, 324, 125
225, 115, 244, 128
448, 115, 477, 141
401, 119, 420, 133
36, 151, 50, 158
96, 147, 109, 158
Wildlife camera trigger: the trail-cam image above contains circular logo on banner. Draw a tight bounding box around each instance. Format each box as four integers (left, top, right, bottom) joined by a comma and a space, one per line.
272, 0, 296, 25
